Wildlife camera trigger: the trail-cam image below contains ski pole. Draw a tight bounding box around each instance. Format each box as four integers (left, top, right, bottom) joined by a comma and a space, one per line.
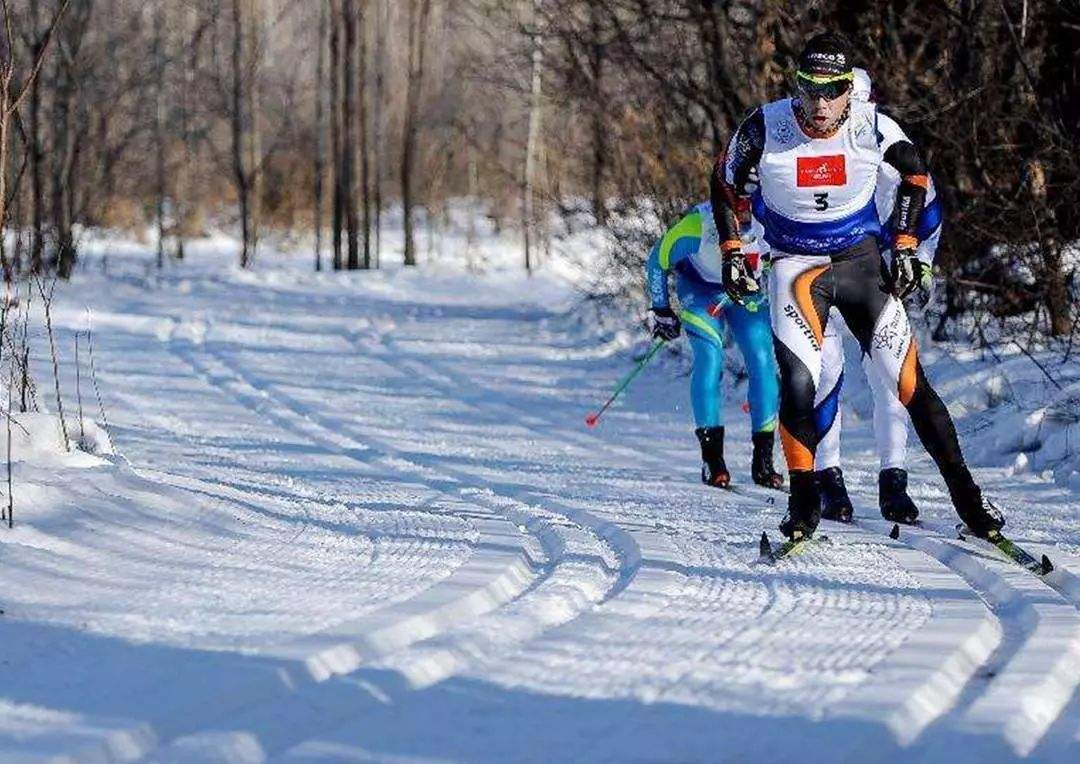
585, 338, 666, 428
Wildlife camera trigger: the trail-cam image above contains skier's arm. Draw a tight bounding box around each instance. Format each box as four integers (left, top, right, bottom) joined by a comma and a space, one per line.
710, 109, 765, 252
878, 113, 928, 251
916, 194, 943, 266
646, 210, 704, 309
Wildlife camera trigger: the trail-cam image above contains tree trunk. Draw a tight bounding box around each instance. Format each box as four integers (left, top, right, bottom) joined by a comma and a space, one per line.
402, 0, 433, 267
29, 0, 45, 274
588, 3, 605, 226
522, 0, 544, 273
330, 0, 343, 270
244, 0, 262, 265
358, 0, 371, 269
314, 0, 328, 271
343, 0, 359, 270
153, 2, 167, 270
230, 0, 252, 268
372, 0, 386, 268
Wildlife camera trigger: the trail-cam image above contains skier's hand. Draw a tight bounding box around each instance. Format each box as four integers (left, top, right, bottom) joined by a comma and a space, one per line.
650, 306, 681, 341
722, 250, 761, 306
889, 248, 931, 301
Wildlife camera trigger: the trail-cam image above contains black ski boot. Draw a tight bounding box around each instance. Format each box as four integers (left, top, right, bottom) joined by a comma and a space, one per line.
696, 426, 731, 488
879, 468, 919, 524
817, 466, 853, 523
949, 476, 1006, 538
779, 471, 821, 539
751, 431, 785, 490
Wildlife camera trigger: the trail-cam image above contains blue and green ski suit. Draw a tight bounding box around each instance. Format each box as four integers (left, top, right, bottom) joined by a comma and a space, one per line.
646, 202, 780, 433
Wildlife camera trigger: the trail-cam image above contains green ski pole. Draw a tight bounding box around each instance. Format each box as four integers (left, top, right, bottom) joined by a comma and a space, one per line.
585, 338, 666, 428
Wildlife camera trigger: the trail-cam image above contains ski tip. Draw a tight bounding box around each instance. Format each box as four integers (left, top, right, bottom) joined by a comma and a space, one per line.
1042, 555, 1054, 574
889, 523, 900, 540
584, 413, 599, 428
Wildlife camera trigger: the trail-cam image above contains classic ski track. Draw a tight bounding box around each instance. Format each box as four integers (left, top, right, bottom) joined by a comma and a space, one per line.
918, 519, 1080, 613
167, 338, 573, 639
105, 327, 484, 631
105, 333, 633, 759
148, 322, 711, 761
359, 319, 1080, 756
39, 295, 1078, 759
37, 341, 561, 762
860, 518, 1080, 757
314, 316, 1017, 749
194, 311, 1030, 754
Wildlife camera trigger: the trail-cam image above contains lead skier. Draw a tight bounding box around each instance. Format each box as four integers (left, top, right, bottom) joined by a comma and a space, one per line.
710, 32, 1004, 540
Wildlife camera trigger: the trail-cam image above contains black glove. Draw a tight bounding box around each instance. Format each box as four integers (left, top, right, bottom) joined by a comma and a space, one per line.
650, 306, 681, 341
722, 250, 761, 306
889, 248, 932, 300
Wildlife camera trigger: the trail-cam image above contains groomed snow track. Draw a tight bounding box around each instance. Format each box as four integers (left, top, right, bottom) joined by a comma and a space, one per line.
2, 256, 1078, 762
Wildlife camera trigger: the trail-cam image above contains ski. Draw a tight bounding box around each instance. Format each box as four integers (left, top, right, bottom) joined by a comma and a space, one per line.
757, 530, 825, 564
955, 524, 1054, 576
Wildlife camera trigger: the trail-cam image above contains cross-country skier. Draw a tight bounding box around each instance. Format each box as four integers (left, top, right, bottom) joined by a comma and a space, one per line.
710, 32, 1004, 540
812, 67, 942, 524
646, 202, 784, 490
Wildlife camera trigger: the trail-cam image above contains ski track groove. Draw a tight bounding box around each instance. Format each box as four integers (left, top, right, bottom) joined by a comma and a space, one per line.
860, 517, 1080, 757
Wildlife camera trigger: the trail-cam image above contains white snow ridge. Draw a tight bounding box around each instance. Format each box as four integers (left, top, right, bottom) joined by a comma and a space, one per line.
1, 236, 1078, 763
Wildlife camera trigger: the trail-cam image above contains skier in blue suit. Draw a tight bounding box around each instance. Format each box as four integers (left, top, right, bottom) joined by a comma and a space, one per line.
646, 201, 783, 489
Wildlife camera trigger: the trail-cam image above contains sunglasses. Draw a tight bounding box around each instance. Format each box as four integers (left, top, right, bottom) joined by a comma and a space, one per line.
796, 71, 853, 101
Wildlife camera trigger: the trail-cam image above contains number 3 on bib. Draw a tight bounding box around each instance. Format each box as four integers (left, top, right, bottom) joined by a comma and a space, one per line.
813, 192, 829, 211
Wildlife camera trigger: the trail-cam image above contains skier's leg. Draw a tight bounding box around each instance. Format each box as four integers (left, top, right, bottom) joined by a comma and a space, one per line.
832, 247, 1003, 535
686, 331, 724, 429
864, 353, 919, 521
770, 254, 833, 536
727, 298, 783, 487
865, 352, 909, 470
814, 313, 854, 521
815, 314, 844, 471
676, 275, 731, 486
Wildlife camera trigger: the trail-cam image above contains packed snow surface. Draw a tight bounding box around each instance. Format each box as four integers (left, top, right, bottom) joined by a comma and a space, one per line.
1, 227, 1078, 762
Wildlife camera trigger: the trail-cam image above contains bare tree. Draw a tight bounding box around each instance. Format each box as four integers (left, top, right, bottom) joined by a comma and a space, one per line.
0, 0, 72, 283
401, 0, 433, 267
314, 0, 328, 271
522, 0, 544, 273
330, 0, 343, 270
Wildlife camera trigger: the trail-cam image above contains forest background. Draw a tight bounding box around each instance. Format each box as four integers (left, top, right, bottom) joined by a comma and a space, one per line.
0, 0, 1077, 342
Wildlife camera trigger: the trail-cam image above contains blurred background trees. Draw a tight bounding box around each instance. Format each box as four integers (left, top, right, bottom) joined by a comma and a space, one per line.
0, 0, 1075, 337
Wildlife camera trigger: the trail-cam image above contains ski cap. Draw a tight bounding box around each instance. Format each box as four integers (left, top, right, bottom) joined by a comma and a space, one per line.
796, 32, 854, 84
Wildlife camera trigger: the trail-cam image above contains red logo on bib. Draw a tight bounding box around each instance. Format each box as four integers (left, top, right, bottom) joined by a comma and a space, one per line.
797, 155, 847, 187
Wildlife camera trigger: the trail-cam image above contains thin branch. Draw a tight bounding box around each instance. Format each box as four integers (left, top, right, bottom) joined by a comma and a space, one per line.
7, 0, 74, 114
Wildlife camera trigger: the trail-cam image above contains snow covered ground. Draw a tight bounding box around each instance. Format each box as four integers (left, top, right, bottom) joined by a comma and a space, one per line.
1, 222, 1078, 762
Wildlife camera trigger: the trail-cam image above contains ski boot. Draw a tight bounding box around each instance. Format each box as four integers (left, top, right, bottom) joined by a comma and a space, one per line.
779, 471, 822, 539
879, 468, 919, 525
751, 431, 784, 490
817, 466, 853, 523
696, 426, 730, 488
954, 490, 1002, 538
950, 478, 1006, 538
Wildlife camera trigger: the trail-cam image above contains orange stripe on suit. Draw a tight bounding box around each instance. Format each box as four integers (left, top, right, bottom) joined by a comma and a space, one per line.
898, 340, 919, 406
780, 423, 814, 472
792, 265, 829, 346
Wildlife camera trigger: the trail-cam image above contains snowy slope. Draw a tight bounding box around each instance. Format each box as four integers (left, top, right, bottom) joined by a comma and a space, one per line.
0, 228, 1078, 763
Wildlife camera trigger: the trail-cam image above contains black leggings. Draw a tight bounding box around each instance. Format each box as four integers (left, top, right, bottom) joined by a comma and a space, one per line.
768, 240, 976, 496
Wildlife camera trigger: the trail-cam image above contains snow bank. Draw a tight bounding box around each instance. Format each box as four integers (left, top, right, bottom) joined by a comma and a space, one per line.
6, 411, 112, 468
